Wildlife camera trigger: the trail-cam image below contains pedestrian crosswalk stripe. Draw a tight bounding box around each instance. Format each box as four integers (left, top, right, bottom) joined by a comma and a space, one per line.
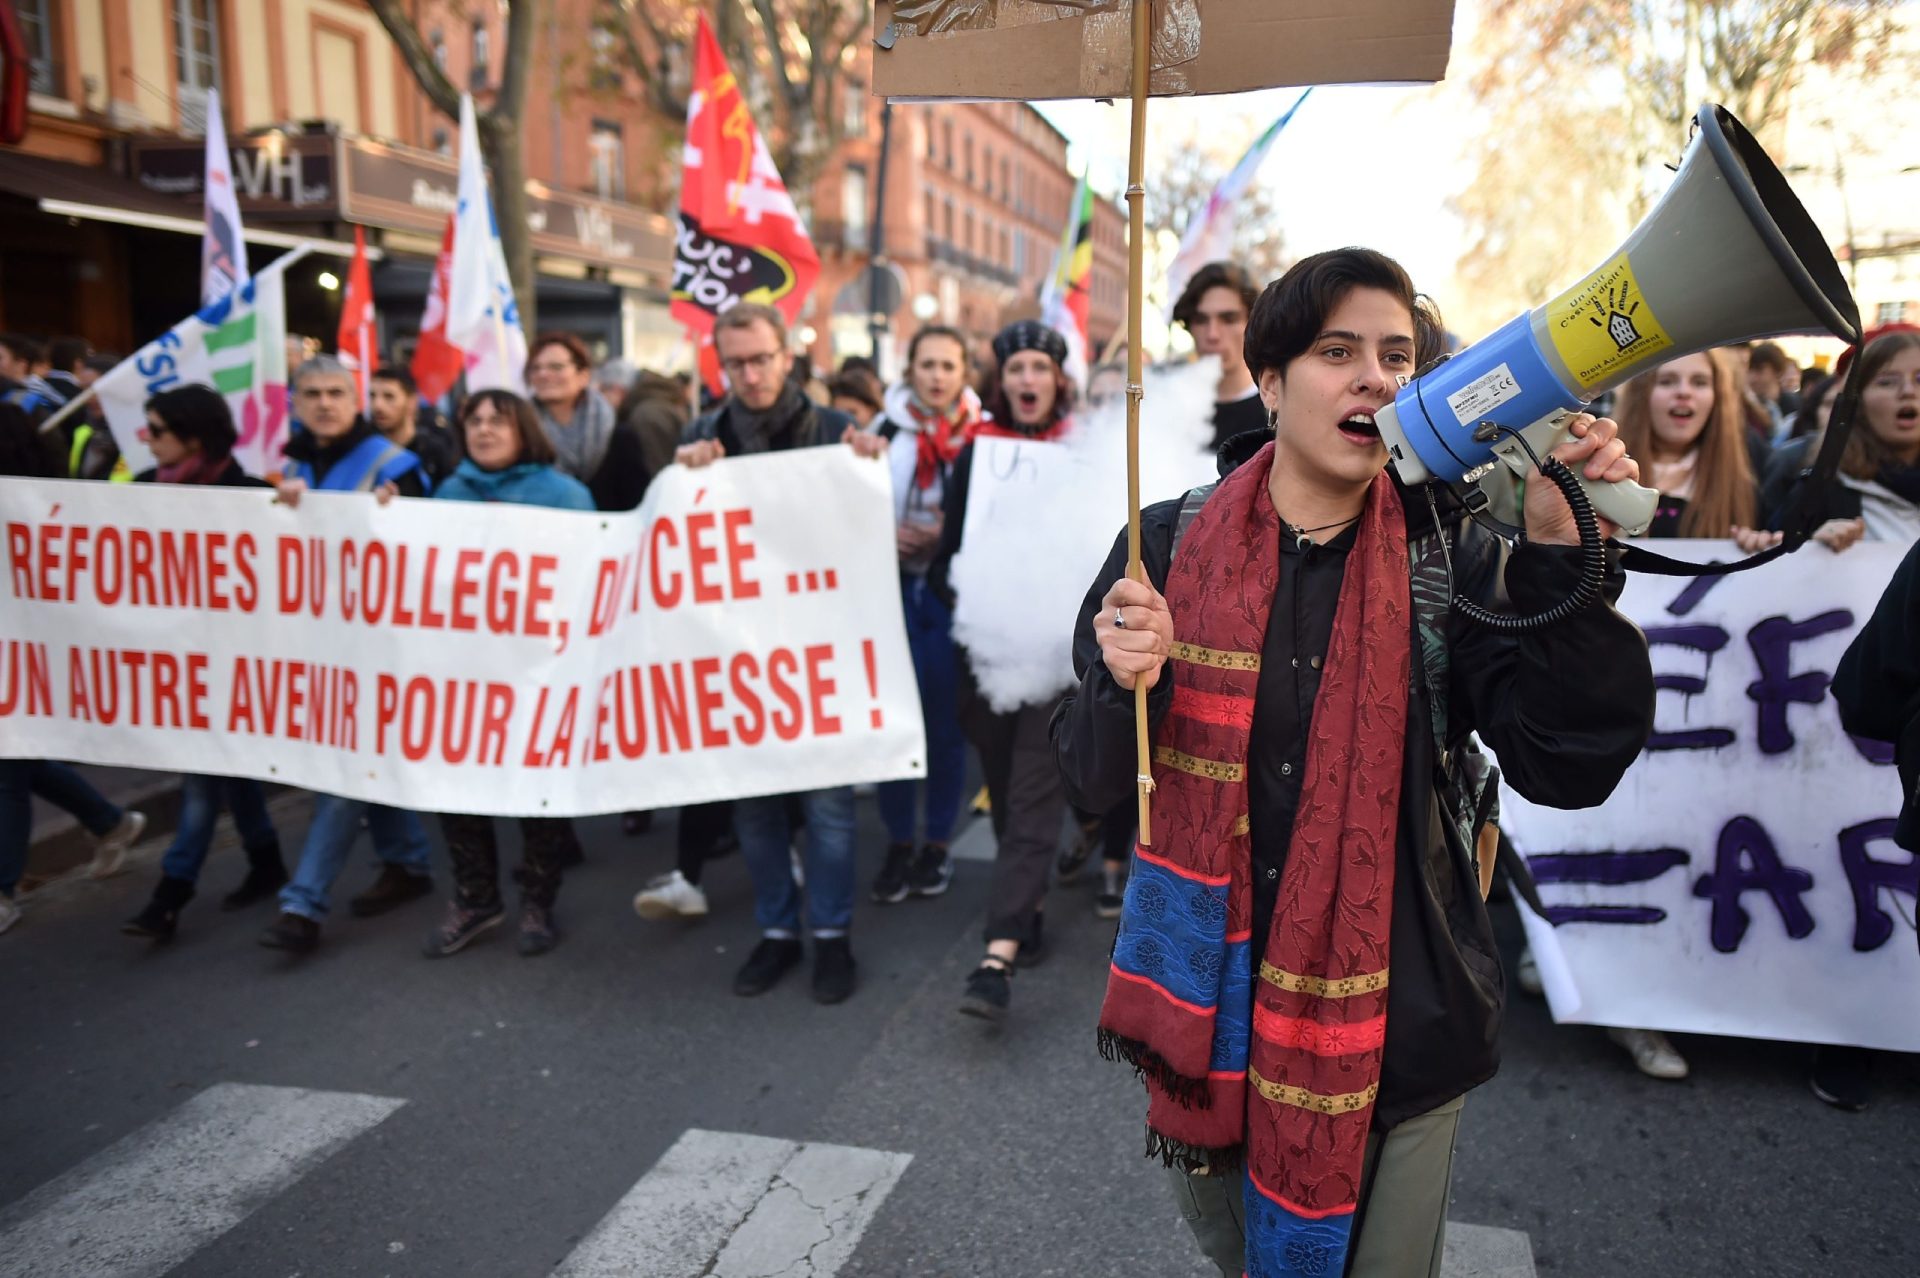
553, 1128, 912, 1278
1443, 1222, 1537, 1278
0, 1082, 404, 1278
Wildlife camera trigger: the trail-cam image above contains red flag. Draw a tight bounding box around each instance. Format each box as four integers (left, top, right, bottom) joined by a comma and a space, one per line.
411, 214, 465, 402
672, 14, 819, 343
336, 225, 377, 409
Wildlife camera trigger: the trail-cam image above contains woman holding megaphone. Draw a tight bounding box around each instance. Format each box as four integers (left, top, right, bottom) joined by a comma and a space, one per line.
1055, 249, 1656, 1278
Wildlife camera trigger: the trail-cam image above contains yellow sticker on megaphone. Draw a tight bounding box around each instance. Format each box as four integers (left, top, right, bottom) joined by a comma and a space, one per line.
1544, 253, 1673, 393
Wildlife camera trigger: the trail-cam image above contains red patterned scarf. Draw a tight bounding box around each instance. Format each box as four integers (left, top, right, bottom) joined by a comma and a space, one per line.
1096, 442, 1410, 1277
903, 395, 979, 489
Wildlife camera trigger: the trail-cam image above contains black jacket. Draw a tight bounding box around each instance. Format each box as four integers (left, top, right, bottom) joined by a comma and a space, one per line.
681, 394, 854, 456
1052, 439, 1656, 1128
1832, 537, 1920, 852
134, 459, 269, 488
282, 419, 429, 497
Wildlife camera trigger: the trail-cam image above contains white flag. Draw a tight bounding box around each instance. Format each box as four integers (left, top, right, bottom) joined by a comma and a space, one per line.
445, 94, 529, 394
93, 248, 308, 479
200, 88, 250, 309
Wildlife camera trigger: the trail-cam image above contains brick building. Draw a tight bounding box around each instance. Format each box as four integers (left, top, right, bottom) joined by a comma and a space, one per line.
2, 3, 1121, 380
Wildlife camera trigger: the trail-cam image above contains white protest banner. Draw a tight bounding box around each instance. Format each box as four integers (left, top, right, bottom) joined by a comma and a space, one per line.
0, 450, 925, 816
949, 361, 1220, 713
1500, 540, 1918, 1052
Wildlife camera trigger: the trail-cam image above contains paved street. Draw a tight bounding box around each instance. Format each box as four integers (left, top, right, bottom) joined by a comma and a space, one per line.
3, 791, 1916, 1277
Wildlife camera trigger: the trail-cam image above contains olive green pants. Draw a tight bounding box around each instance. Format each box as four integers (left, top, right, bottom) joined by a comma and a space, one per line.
1166, 1094, 1465, 1278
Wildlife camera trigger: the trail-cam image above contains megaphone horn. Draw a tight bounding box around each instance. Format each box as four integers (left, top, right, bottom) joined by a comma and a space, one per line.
1377, 104, 1861, 541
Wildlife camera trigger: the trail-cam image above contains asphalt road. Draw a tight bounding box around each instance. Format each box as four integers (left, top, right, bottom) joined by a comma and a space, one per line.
2, 791, 1915, 1277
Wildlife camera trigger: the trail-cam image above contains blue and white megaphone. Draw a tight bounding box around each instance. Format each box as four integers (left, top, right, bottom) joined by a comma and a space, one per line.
1376, 104, 1860, 539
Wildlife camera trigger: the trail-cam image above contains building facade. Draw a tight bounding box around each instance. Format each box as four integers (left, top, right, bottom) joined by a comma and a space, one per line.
2, 2, 1124, 382
1, 0, 678, 366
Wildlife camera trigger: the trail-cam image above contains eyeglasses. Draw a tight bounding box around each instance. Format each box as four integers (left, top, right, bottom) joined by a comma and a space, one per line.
145, 422, 173, 438
721, 351, 782, 377
464, 413, 510, 432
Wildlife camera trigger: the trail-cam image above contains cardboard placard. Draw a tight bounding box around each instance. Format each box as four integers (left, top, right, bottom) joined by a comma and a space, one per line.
873, 0, 1457, 101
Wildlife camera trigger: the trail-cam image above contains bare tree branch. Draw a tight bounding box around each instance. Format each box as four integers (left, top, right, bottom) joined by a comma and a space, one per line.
367, 0, 462, 120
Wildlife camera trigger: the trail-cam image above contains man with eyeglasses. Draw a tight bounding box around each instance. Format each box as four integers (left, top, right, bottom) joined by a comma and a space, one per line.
1172, 262, 1267, 451
675, 302, 887, 1005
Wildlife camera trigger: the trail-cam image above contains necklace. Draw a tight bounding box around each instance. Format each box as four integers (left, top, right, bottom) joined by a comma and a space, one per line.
1281, 512, 1361, 550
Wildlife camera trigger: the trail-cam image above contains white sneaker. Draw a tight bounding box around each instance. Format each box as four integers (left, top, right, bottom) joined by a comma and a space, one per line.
1516, 945, 1543, 996
0, 892, 19, 935
1608, 1027, 1689, 1080
632, 870, 709, 920
88, 810, 147, 880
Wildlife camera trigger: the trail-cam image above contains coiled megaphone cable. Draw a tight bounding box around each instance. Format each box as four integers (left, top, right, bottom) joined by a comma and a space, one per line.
1422, 423, 1610, 633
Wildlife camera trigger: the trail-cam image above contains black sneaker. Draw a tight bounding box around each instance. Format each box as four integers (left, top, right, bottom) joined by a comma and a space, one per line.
812, 936, 857, 1005
960, 960, 1013, 1021
1056, 820, 1100, 884
870, 842, 915, 904
906, 843, 953, 897
733, 936, 804, 996
621, 810, 653, 837
518, 903, 559, 957
422, 901, 505, 957
1095, 868, 1127, 920
348, 866, 434, 918
258, 911, 320, 953
1809, 1045, 1873, 1111
123, 877, 195, 941
221, 862, 288, 911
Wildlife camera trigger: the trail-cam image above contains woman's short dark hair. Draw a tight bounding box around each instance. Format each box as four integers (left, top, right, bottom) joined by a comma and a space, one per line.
1171, 262, 1260, 331
826, 372, 882, 412
528, 332, 594, 374
145, 384, 237, 457
1244, 248, 1445, 381
459, 388, 555, 466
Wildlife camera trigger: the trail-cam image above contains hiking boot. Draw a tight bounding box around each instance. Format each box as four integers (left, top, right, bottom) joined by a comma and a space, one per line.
348, 865, 433, 917
1608, 1027, 1688, 1080
812, 936, 857, 1005
123, 876, 195, 941
960, 959, 1013, 1022
733, 936, 804, 996
906, 843, 953, 898
0, 892, 18, 936
518, 903, 559, 957
870, 842, 915, 904
422, 900, 505, 957
1809, 1045, 1873, 1111
222, 859, 288, 912
1056, 819, 1100, 885
89, 810, 147, 880
632, 870, 709, 920
258, 911, 320, 953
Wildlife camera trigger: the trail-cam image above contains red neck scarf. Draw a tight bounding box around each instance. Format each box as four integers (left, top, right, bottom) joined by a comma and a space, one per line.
904, 395, 978, 489
156, 453, 235, 486
1097, 444, 1410, 1277
975, 411, 1070, 444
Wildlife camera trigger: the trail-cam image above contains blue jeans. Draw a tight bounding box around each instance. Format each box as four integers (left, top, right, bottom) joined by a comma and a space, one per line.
876, 576, 967, 847
734, 787, 857, 936
280, 794, 431, 921
0, 759, 124, 897
160, 775, 279, 883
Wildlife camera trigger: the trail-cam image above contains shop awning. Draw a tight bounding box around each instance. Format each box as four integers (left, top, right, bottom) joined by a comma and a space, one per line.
0, 149, 374, 258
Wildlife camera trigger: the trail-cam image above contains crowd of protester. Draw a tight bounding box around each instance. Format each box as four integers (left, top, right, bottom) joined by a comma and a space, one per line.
1, 279, 1914, 1118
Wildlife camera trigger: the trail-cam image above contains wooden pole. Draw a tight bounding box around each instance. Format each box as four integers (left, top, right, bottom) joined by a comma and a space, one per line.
1125, 0, 1154, 844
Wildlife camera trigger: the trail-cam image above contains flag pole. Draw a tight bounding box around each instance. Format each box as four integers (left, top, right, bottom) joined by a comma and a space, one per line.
1125, 0, 1155, 845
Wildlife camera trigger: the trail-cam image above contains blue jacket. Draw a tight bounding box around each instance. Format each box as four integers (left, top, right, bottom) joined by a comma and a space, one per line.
283, 420, 429, 495
434, 458, 595, 511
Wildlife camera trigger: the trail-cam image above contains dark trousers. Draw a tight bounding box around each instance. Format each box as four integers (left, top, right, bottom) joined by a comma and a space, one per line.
439, 814, 578, 910
675, 801, 734, 884
966, 698, 1067, 945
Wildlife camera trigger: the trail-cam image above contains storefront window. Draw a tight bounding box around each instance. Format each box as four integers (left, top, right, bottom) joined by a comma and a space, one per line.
843, 164, 868, 245
590, 120, 625, 201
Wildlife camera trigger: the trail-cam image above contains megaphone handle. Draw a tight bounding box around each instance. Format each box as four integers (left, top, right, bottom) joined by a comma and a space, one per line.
1501, 419, 1659, 538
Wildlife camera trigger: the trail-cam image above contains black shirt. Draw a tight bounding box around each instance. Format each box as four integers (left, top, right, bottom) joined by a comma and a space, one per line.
1211, 391, 1268, 451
